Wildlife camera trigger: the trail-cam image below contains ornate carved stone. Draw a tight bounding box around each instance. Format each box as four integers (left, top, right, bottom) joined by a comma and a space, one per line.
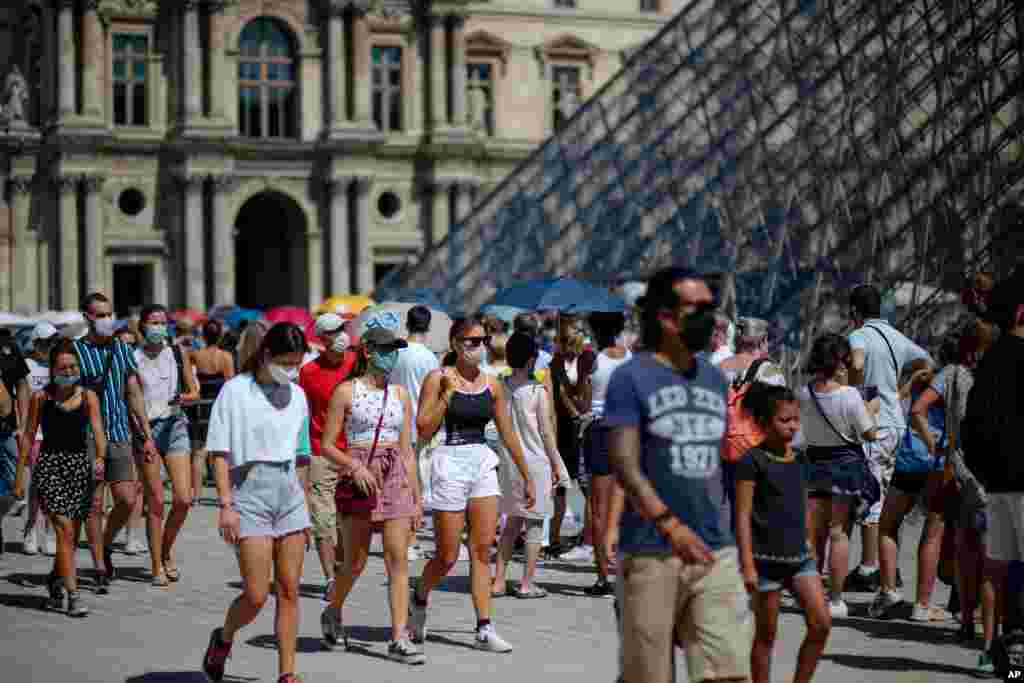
53, 176, 78, 194
7, 176, 34, 195
209, 174, 239, 193
325, 177, 354, 195
353, 176, 374, 195
81, 175, 106, 194
175, 173, 205, 191
1, 66, 30, 124
324, 0, 372, 17
96, 0, 160, 19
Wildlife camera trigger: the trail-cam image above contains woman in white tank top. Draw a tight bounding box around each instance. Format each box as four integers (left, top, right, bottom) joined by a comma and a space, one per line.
578, 313, 631, 596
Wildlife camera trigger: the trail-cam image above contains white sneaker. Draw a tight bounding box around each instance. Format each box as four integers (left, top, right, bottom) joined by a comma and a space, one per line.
409, 590, 428, 643
475, 624, 513, 653
829, 600, 849, 619
407, 546, 420, 561
458, 545, 470, 561
125, 538, 147, 555
388, 637, 426, 665
560, 545, 595, 562
910, 603, 948, 622
43, 533, 56, 556
22, 529, 38, 556
868, 590, 903, 619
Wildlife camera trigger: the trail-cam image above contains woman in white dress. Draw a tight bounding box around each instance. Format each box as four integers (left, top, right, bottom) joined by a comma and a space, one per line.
492, 333, 567, 598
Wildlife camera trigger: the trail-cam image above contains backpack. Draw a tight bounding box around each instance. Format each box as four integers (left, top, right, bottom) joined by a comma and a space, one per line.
170, 344, 189, 401
722, 359, 773, 463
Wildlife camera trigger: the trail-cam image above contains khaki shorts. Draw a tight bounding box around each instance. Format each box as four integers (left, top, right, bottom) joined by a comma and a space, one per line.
618, 546, 753, 683
88, 439, 136, 483
309, 455, 341, 543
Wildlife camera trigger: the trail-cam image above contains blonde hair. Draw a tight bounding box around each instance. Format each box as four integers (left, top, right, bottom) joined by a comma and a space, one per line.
238, 319, 270, 371
488, 333, 509, 362
563, 332, 585, 357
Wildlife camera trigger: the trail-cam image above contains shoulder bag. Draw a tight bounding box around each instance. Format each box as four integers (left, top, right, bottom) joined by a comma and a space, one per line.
944, 367, 986, 511
806, 383, 865, 456
335, 384, 388, 515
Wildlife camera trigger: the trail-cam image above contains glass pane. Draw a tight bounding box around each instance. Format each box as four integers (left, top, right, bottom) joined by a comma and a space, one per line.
284, 89, 296, 138
113, 83, 126, 125
114, 34, 130, 52
134, 60, 146, 80
132, 85, 147, 126
372, 47, 382, 65
389, 68, 401, 87
267, 63, 280, 81
390, 91, 402, 131
238, 62, 258, 81
373, 91, 383, 130
280, 63, 294, 81
113, 60, 126, 80
372, 68, 382, 86
385, 47, 401, 64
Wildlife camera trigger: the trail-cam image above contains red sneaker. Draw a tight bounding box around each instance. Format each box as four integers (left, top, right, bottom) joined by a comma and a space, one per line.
202, 627, 232, 682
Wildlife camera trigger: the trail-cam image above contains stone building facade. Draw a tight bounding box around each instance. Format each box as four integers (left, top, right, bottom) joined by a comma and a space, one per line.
0, 0, 678, 314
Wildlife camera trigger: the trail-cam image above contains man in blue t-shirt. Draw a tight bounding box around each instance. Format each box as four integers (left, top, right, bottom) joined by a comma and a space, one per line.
845, 284, 930, 591
606, 267, 752, 683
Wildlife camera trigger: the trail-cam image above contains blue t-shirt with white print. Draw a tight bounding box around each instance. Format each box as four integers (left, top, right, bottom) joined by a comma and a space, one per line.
604, 353, 733, 553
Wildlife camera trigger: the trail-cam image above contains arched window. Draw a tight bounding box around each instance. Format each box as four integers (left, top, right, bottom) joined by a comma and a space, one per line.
238, 18, 297, 139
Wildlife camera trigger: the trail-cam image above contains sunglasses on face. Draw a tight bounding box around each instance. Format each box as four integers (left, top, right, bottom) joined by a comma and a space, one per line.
368, 344, 401, 353
460, 336, 490, 349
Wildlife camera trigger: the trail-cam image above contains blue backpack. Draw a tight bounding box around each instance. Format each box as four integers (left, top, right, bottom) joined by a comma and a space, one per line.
894, 405, 944, 474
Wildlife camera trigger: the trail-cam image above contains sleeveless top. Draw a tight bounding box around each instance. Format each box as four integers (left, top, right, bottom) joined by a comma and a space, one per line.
40, 393, 90, 454
135, 347, 179, 420
345, 379, 404, 445
198, 371, 226, 401
590, 349, 632, 418
445, 386, 494, 446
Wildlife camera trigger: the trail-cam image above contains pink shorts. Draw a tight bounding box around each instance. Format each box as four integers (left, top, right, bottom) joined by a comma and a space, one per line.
336, 445, 416, 523
29, 441, 41, 468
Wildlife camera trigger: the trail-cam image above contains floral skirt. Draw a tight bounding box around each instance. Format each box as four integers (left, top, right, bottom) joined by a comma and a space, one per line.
35, 449, 95, 521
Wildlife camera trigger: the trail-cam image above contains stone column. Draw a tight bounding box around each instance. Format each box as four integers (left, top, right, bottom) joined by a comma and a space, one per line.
0, 174, 12, 310
431, 180, 451, 245
208, 2, 230, 122
81, 175, 106, 295
12, 179, 39, 311
182, 0, 202, 125
327, 177, 352, 295
450, 15, 468, 128
429, 14, 448, 128
352, 6, 373, 127
82, 0, 103, 119
325, 2, 349, 130
449, 181, 476, 291
353, 177, 374, 294
178, 174, 206, 309
307, 227, 324, 310
55, 176, 79, 309
210, 175, 238, 306
57, 0, 77, 120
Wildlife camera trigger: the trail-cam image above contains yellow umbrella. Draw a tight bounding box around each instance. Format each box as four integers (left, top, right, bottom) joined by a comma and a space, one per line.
314, 295, 374, 318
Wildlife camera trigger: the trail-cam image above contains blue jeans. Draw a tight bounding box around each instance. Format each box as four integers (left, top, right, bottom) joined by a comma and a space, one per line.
0, 432, 17, 499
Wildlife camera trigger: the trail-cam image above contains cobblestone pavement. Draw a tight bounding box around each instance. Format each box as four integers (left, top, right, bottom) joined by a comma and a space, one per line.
0, 494, 986, 683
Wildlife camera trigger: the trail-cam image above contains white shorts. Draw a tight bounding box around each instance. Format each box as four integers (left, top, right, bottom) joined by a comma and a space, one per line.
861, 427, 901, 525
986, 492, 1024, 562
430, 443, 501, 512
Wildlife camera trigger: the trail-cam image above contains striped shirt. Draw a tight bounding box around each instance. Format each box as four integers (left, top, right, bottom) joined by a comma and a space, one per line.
73, 338, 138, 443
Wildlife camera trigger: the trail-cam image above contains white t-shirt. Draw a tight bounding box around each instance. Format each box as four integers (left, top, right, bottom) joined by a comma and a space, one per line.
796, 384, 874, 448
26, 358, 50, 441
389, 342, 439, 439
709, 347, 734, 366
205, 374, 312, 470
591, 350, 632, 418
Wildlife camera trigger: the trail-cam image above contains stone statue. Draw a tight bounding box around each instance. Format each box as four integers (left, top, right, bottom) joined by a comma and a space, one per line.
558, 88, 580, 122
2, 65, 29, 123
469, 87, 489, 131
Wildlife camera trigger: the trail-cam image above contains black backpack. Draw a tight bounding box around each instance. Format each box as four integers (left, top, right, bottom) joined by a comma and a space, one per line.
992, 629, 1024, 679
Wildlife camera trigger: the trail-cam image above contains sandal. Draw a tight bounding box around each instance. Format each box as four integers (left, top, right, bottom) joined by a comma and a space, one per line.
162, 557, 181, 582
491, 581, 509, 598
151, 572, 170, 588
513, 585, 548, 599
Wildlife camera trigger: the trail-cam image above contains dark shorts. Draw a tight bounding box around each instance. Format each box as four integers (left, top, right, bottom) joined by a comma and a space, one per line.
88, 439, 135, 482
557, 416, 580, 481
584, 421, 613, 478
890, 470, 929, 495
756, 557, 818, 593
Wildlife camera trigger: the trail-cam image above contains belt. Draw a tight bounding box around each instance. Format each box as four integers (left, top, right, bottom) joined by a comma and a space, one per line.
249, 460, 296, 471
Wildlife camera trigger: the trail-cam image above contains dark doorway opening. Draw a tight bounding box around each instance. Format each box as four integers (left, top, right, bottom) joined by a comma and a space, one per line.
113, 263, 152, 318
235, 192, 309, 309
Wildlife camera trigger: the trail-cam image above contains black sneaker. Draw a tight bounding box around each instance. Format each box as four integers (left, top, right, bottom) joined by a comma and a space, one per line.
896, 569, 904, 589
103, 545, 116, 582
202, 627, 232, 682
584, 579, 615, 598
845, 566, 880, 593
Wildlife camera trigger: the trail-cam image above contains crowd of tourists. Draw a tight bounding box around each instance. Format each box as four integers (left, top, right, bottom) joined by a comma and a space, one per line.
0, 264, 1022, 683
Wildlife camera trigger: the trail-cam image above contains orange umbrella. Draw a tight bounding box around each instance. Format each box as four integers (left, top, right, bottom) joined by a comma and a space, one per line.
173, 309, 206, 326
314, 295, 374, 319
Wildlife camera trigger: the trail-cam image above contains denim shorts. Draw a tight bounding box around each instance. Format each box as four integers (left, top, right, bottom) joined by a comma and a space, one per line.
756, 557, 818, 593
230, 461, 311, 539
144, 416, 191, 457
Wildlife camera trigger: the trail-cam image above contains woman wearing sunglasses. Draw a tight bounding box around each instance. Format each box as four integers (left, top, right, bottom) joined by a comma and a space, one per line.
410, 318, 536, 652
319, 327, 425, 665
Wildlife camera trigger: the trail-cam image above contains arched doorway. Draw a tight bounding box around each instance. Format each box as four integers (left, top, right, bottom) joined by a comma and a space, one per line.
235, 191, 309, 308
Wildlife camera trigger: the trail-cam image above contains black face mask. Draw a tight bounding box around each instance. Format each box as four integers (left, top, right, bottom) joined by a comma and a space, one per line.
679, 304, 717, 353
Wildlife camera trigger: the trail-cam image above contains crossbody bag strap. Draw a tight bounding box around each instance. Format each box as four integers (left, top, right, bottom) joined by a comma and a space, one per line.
864, 325, 899, 375
367, 383, 389, 465
807, 383, 857, 446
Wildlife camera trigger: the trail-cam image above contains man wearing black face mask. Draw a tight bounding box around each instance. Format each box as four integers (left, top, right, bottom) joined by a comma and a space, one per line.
607, 267, 751, 683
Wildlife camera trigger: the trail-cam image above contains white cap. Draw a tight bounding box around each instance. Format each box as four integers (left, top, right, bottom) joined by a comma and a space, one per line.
315, 313, 345, 336
751, 361, 787, 387
30, 322, 59, 343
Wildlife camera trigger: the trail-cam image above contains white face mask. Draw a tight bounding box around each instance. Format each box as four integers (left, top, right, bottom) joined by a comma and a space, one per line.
329, 333, 350, 354
268, 363, 298, 385
94, 317, 117, 338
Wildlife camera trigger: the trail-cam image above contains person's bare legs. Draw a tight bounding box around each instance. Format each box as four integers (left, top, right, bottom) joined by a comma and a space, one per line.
549, 488, 566, 550
807, 497, 830, 574
915, 511, 945, 609
416, 510, 466, 601
493, 516, 524, 592
751, 589, 780, 683
272, 531, 306, 678
381, 518, 413, 641
860, 523, 880, 568
829, 500, 852, 601
877, 491, 914, 593
86, 484, 106, 573
466, 496, 500, 621
590, 474, 614, 582
190, 448, 207, 503
160, 453, 193, 572
125, 481, 144, 548
102, 480, 138, 549
51, 515, 80, 594
222, 536, 274, 642
138, 457, 167, 577
791, 574, 832, 683
329, 514, 373, 611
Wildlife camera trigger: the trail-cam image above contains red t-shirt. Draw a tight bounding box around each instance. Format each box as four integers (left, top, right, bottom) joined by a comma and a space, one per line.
299, 352, 357, 457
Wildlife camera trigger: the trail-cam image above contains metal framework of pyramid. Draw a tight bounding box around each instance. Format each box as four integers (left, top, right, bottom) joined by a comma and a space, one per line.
384, 0, 1023, 350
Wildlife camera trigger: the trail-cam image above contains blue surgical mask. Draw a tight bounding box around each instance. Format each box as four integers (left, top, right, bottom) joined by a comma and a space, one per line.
368, 349, 399, 374
144, 325, 168, 345
53, 374, 80, 386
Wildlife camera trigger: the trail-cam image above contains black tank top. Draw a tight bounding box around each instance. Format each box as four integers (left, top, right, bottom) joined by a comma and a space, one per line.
444, 388, 494, 446
197, 372, 226, 401
40, 394, 90, 454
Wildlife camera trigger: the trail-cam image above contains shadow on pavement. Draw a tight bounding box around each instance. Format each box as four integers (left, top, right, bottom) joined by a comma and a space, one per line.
246, 634, 324, 654
226, 580, 327, 601
345, 624, 394, 643
823, 613, 960, 646
4, 571, 48, 588
125, 673, 258, 683
0, 592, 48, 610
822, 653, 982, 677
